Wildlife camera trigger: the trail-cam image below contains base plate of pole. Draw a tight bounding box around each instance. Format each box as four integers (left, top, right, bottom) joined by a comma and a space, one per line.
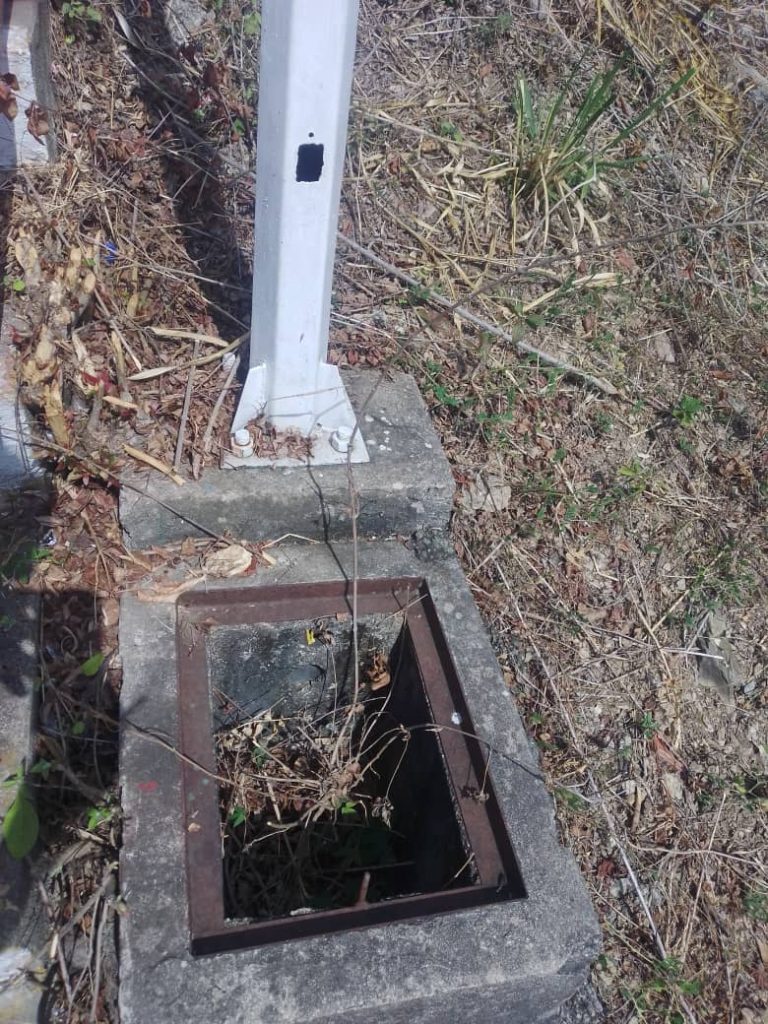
223, 363, 370, 468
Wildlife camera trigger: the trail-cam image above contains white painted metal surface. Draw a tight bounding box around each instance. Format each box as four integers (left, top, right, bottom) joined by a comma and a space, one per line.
227, 0, 368, 466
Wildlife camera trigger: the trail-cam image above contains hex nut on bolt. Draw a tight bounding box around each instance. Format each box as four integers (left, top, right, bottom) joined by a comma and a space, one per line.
330, 425, 354, 454
231, 429, 254, 458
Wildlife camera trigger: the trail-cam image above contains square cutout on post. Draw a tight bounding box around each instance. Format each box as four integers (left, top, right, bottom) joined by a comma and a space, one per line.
295, 142, 324, 182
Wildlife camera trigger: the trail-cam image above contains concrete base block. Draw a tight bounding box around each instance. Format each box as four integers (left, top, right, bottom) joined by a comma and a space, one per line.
119, 539, 600, 1024
0, 314, 45, 495
119, 371, 456, 549
0, 592, 43, 1024
0, 0, 55, 169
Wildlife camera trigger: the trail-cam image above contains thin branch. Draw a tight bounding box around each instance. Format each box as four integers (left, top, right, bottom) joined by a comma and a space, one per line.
338, 234, 619, 397
173, 339, 200, 473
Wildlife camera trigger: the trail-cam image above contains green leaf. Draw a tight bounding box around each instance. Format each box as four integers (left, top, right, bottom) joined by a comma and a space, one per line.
80, 652, 105, 676
1, 769, 23, 789
71, 720, 86, 736
11, 278, 25, 293
242, 11, 260, 36
2, 785, 39, 859
86, 805, 111, 830
228, 806, 246, 827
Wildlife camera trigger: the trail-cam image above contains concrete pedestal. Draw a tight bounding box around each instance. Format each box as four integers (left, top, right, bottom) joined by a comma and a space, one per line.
119, 371, 455, 549
118, 540, 600, 1024
0, 0, 54, 170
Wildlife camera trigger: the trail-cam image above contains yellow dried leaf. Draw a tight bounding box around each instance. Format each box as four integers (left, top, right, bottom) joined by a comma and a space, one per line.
14, 237, 39, 273
42, 382, 70, 447
34, 337, 56, 368
123, 444, 185, 485
128, 366, 176, 382
203, 544, 253, 578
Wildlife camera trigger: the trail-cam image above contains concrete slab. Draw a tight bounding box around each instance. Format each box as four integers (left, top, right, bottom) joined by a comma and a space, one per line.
119, 539, 600, 1024
120, 370, 456, 549
0, 0, 55, 169
0, 310, 46, 496
0, 591, 43, 1024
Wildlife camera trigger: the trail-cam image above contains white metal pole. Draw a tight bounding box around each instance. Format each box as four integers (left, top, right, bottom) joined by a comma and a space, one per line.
228, 0, 368, 466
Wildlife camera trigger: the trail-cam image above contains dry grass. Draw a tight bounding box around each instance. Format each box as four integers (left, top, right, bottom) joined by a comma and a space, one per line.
2, 0, 768, 1021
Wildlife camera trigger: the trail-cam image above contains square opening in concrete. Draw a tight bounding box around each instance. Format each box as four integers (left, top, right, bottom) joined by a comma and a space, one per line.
176, 577, 525, 955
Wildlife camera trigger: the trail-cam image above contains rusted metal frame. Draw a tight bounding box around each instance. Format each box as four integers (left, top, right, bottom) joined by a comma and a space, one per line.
176, 578, 523, 954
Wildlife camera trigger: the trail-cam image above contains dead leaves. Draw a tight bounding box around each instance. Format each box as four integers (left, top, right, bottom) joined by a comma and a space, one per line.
0, 73, 19, 120
25, 101, 49, 142
650, 732, 687, 775
22, 332, 58, 387
123, 445, 184, 486
43, 381, 71, 448
14, 236, 42, 287
365, 651, 391, 692
202, 543, 254, 578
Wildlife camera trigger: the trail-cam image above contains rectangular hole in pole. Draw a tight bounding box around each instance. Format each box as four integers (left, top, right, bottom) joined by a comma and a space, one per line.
296, 143, 324, 182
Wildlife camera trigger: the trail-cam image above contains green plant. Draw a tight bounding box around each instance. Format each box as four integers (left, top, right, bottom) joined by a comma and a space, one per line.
229, 805, 247, 827
625, 957, 702, 1021
61, 0, 102, 37
555, 787, 590, 813
616, 460, 650, 498
593, 411, 613, 435
423, 361, 471, 412
672, 394, 704, 427
743, 886, 768, 922
86, 804, 114, 831
1, 761, 49, 860
639, 711, 658, 738
80, 651, 106, 676
405, 282, 432, 306
438, 120, 462, 142
683, 546, 755, 625
242, 11, 260, 36
508, 60, 695, 229
0, 542, 51, 584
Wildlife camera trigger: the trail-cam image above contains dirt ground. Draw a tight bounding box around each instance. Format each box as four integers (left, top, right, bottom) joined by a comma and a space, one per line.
1, 0, 767, 1021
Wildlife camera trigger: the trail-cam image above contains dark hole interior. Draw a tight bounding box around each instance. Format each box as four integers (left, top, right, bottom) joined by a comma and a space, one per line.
207, 615, 474, 923
295, 142, 324, 182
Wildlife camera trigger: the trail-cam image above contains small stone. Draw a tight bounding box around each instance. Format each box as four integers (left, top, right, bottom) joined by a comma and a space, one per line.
696, 607, 745, 705
661, 772, 684, 803
460, 474, 511, 513
653, 334, 676, 363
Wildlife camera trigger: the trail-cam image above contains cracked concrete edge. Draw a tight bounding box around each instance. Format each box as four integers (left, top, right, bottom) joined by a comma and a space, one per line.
118, 540, 600, 1024
119, 370, 456, 548
0, 311, 47, 495
0, 591, 45, 1024
0, 0, 56, 170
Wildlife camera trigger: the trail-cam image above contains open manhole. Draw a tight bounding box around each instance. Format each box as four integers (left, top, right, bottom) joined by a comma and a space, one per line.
177, 577, 524, 954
